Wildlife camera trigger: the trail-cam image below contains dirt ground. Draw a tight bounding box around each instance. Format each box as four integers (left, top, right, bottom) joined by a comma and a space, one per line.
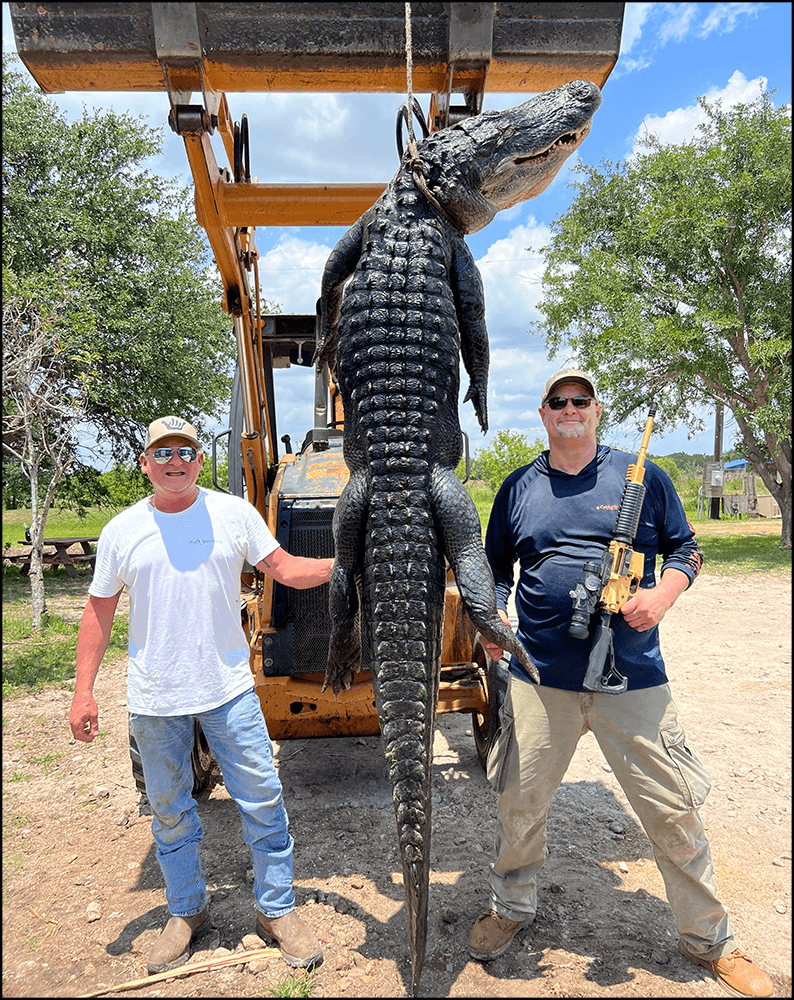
2, 568, 791, 999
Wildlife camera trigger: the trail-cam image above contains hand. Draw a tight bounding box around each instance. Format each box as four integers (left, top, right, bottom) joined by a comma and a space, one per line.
620, 569, 689, 632
482, 608, 513, 661
620, 590, 671, 631
70, 693, 99, 742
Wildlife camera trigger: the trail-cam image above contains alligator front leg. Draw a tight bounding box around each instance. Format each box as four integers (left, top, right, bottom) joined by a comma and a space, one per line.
451, 238, 489, 434
314, 215, 368, 371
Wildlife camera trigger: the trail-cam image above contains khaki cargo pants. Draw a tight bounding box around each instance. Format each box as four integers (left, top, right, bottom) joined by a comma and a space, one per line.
486, 676, 735, 961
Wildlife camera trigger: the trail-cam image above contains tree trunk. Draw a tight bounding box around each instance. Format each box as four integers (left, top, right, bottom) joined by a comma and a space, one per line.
777, 492, 792, 550
27, 463, 49, 631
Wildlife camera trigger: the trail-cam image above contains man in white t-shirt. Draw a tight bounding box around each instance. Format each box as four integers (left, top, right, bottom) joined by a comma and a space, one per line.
70, 416, 334, 975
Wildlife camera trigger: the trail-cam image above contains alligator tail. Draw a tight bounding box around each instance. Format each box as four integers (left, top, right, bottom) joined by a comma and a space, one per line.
367, 468, 445, 996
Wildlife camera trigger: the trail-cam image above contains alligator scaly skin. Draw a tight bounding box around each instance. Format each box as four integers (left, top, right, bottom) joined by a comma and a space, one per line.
316, 81, 602, 995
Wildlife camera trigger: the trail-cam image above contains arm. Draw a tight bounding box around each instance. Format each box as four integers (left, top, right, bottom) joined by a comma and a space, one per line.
70, 592, 122, 742
256, 546, 334, 589
621, 463, 701, 632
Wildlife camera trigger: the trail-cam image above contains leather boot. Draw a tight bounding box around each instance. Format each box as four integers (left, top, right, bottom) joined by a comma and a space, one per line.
256, 910, 323, 968
148, 907, 210, 975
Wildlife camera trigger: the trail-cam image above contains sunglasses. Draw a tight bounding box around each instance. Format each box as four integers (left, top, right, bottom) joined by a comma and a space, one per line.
546, 396, 594, 410
152, 446, 199, 464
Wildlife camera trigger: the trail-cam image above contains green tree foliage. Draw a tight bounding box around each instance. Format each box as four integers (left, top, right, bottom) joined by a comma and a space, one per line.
648, 455, 681, 486
2, 58, 234, 460
533, 90, 791, 547
470, 430, 546, 493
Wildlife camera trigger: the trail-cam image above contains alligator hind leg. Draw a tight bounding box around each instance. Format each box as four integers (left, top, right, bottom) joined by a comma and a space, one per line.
430, 467, 539, 682
324, 470, 369, 694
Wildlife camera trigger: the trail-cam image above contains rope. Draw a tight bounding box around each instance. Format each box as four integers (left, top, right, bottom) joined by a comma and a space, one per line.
403, 3, 455, 224
404, 3, 416, 146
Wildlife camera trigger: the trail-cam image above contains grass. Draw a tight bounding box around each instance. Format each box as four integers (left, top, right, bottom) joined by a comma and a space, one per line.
2, 506, 122, 548
262, 969, 318, 998
1, 563, 129, 697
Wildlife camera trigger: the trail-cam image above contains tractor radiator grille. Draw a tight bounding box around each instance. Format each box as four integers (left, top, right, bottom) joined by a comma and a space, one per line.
277, 505, 335, 673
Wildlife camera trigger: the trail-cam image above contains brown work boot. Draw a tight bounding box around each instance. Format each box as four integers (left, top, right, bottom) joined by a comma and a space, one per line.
147, 907, 210, 975
256, 910, 323, 969
468, 908, 532, 961
679, 942, 775, 997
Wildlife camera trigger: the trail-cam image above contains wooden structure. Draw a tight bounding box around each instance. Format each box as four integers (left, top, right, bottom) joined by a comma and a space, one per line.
9, 537, 98, 578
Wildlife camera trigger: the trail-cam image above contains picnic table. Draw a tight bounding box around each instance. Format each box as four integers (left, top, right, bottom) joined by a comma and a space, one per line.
11, 537, 99, 578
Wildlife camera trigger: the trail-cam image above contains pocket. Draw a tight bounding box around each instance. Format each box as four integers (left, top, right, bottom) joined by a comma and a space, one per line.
659, 722, 712, 809
486, 697, 516, 794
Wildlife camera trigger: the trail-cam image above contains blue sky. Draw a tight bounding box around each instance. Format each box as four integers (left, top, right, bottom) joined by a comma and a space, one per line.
4, 2, 791, 463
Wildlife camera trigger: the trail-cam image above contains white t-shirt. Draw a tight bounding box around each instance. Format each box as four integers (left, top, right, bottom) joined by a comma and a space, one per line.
90, 488, 279, 715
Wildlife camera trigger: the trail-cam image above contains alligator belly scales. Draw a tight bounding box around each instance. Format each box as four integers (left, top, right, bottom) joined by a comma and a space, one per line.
315, 81, 602, 994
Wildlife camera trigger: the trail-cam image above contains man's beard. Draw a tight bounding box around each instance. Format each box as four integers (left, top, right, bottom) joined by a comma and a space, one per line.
556, 422, 585, 438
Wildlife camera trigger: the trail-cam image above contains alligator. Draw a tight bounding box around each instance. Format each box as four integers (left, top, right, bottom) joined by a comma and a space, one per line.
314, 79, 602, 994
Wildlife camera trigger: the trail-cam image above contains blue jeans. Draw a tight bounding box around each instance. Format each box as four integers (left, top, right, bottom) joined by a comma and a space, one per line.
129, 688, 294, 920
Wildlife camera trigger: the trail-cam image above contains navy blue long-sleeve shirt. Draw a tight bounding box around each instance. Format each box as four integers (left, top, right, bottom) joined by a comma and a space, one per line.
485, 445, 702, 691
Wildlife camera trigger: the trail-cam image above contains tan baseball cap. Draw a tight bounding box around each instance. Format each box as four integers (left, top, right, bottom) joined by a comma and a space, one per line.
542, 368, 599, 404
144, 416, 201, 451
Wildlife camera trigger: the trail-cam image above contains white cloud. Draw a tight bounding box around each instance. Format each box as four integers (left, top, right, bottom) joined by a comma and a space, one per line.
615, 2, 770, 77
658, 3, 699, 44
257, 235, 334, 313
629, 70, 767, 152
699, 3, 766, 38
620, 2, 655, 54
475, 220, 551, 339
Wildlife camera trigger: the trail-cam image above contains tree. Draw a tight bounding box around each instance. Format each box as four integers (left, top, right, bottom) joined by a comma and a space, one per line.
3, 58, 236, 623
533, 90, 791, 547
2, 293, 93, 628
470, 430, 546, 494
3, 58, 234, 460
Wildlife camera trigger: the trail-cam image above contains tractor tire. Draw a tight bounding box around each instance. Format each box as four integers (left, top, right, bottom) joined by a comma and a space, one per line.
128, 719, 216, 797
471, 635, 510, 769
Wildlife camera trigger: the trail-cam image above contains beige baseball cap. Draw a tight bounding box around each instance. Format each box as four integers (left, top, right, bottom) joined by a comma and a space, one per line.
144, 416, 201, 451
542, 368, 599, 404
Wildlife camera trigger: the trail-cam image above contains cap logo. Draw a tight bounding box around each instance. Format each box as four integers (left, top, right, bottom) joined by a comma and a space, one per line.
161, 417, 188, 431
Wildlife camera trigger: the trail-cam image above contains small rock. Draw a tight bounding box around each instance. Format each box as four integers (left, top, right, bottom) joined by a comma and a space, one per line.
773, 899, 787, 914
618, 862, 629, 874
248, 957, 274, 973
348, 820, 362, 833
246, 867, 254, 883
90, 786, 110, 800
86, 901, 101, 923
440, 907, 459, 924
241, 933, 261, 951
609, 821, 624, 834
549, 883, 565, 894
634, 887, 649, 899
771, 857, 787, 867
651, 948, 670, 965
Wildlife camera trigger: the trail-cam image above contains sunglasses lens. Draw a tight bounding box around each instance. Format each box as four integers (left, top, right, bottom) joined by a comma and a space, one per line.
547, 396, 592, 410
152, 447, 198, 464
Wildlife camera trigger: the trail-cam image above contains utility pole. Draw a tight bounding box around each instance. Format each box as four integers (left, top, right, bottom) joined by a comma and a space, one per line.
711, 403, 724, 519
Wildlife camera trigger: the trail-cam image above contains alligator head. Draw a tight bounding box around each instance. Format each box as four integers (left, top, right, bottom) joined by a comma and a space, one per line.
416, 79, 602, 233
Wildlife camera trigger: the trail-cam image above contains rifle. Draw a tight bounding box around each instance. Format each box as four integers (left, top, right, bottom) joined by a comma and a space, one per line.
568, 404, 657, 694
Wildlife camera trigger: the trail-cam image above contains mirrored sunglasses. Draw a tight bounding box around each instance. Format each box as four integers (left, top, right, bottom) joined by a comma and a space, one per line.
152, 446, 198, 464
546, 396, 594, 410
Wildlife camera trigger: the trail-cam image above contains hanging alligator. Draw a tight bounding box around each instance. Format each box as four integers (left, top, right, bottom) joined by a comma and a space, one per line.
314, 79, 602, 994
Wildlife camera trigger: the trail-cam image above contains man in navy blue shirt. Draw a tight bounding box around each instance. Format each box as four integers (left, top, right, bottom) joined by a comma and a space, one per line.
467, 370, 773, 999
